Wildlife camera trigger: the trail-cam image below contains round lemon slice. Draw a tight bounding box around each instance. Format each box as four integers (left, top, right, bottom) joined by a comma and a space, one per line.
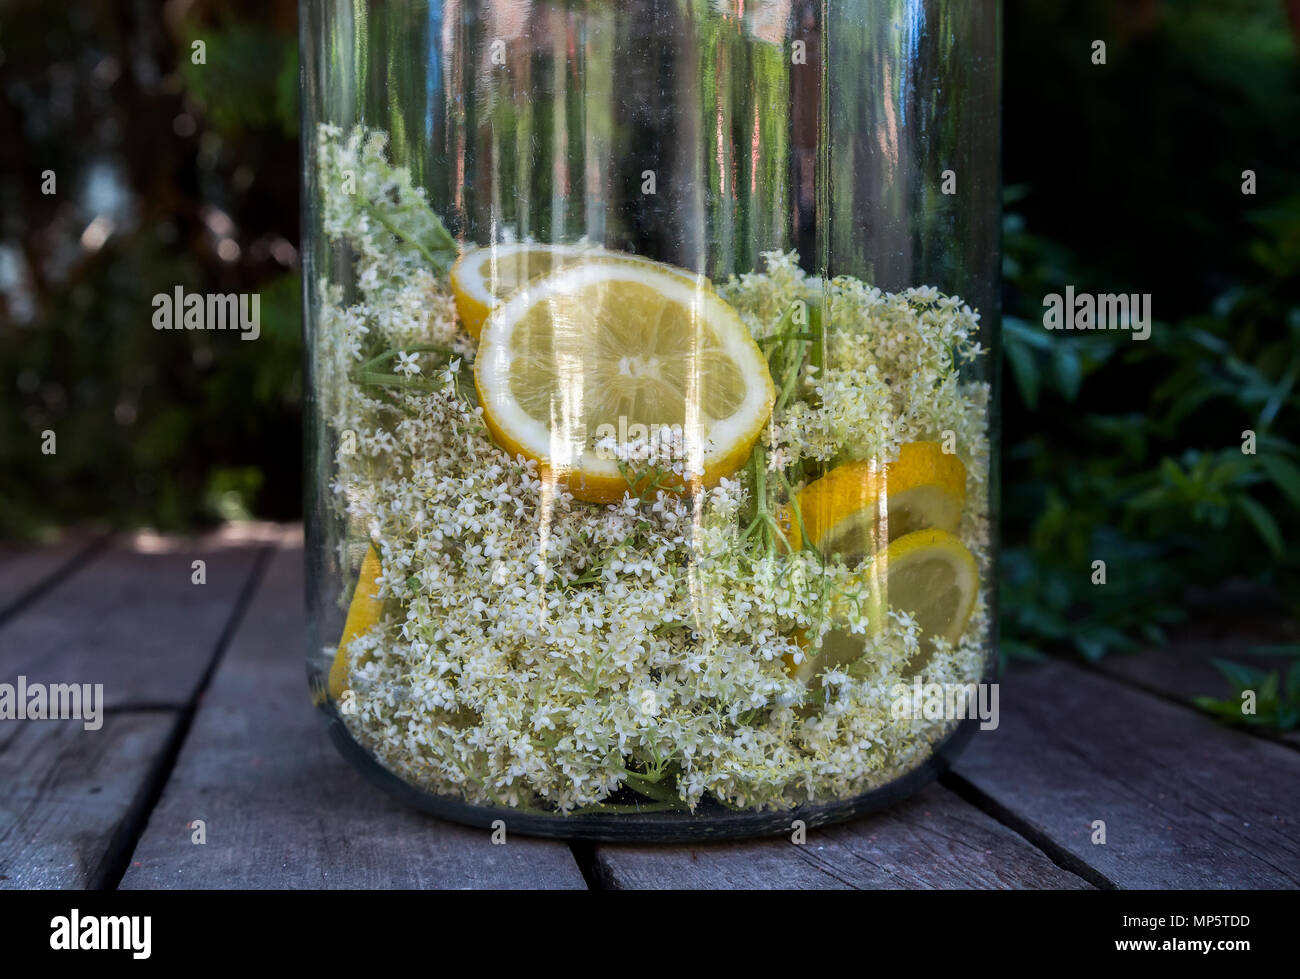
474, 260, 774, 503
786, 529, 978, 682
327, 545, 384, 701
783, 441, 966, 565
450, 243, 706, 340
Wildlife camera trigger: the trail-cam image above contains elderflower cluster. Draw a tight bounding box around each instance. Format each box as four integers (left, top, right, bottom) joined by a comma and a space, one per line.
721, 252, 990, 477
592, 423, 698, 481
313, 125, 992, 815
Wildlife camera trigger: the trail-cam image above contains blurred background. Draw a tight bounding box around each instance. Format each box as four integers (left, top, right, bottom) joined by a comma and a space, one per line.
1, 0, 1297, 723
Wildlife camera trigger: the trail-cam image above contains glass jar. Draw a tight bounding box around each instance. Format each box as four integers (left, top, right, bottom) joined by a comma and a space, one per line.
302, 0, 1000, 840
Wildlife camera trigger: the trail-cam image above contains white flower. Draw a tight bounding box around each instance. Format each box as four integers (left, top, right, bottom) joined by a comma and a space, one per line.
395, 351, 422, 376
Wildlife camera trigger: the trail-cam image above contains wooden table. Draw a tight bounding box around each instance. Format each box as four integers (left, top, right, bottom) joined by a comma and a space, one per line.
1, 525, 1296, 889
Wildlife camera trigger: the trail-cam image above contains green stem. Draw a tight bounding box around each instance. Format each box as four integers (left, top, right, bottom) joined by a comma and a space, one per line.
808, 295, 825, 379
758, 332, 819, 346
775, 468, 818, 553
776, 345, 806, 414
751, 445, 775, 555
353, 371, 439, 392
359, 343, 458, 374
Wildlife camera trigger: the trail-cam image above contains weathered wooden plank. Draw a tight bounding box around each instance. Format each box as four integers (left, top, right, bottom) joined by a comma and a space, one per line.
950, 660, 1300, 888
120, 535, 587, 890
1090, 642, 1300, 749
591, 783, 1091, 889
0, 711, 178, 889
1094, 641, 1257, 703
0, 529, 104, 618
0, 527, 268, 709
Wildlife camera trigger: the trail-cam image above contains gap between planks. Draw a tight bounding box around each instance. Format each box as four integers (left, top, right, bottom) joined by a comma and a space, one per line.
948, 658, 1300, 888
0, 531, 112, 629
96, 541, 277, 889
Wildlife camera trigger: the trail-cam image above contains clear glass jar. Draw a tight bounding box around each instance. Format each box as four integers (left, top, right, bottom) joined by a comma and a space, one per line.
302, 0, 1000, 840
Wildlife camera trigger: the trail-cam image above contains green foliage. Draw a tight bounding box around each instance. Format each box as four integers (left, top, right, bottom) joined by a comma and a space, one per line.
999, 2, 1300, 733
180, 23, 299, 137
1001, 198, 1300, 679
1194, 646, 1300, 731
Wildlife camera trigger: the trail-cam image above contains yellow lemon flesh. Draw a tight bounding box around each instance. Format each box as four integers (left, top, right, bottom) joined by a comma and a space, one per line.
450, 243, 707, 340
474, 259, 774, 504
786, 529, 979, 682
783, 441, 966, 565
327, 545, 384, 701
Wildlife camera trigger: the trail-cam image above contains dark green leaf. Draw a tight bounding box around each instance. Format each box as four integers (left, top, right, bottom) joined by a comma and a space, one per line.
1210, 658, 1266, 691
1004, 337, 1040, 409
1236, 496, 1284, 556
1259, 454, 1300, 511
1050, 344, 1083, 401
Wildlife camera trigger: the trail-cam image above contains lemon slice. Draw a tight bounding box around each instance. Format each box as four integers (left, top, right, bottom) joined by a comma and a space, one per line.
450, 243, 706, 340
474, 260, 774, 503
787, 529, 978, 682
327, 545, 384, 701
783, 441, 966, 565
451, 243, 595, 340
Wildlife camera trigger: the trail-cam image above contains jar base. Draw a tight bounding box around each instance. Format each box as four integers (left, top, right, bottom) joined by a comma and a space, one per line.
323, 710, 982, 843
